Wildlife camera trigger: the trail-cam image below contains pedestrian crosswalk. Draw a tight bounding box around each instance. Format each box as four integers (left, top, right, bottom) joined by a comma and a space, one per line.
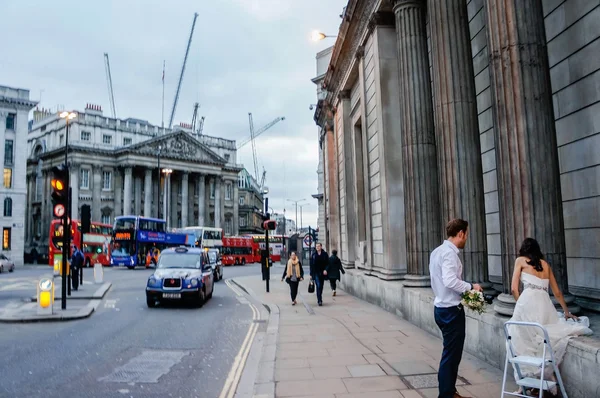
0, 278, 37, 292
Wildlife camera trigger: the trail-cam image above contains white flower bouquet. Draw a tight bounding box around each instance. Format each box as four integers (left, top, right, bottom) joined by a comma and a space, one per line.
460, 289, 486, 314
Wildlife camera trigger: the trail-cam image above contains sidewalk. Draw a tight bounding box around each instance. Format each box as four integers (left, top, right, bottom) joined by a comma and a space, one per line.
233, 272, 518, 398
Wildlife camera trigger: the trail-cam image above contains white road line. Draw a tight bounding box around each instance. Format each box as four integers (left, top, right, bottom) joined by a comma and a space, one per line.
220, 282, 260, 398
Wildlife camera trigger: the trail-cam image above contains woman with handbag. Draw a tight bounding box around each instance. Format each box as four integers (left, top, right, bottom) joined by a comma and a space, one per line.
281, 252, 304, 305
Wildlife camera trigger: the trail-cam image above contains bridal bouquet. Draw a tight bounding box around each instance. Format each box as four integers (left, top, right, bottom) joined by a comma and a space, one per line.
460, 289, 486, 314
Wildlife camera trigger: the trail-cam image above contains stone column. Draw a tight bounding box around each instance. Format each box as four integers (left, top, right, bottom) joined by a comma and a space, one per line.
197, 175, 206, 226
181, 172, 189, 228
214, 176, 222, 228
233, 180, 239, 235
42, 171, 49, 240
163, 173, 171, 228
144, 169, 152, 217
123, 167, 132, 216
70, 164, 79, 221
428, 0, 491, 291
114, 168, 123, 216
134, 174, 142, 216
92, 165, 102, 221
25, 173, 33, 243
393, 0, 441, 287
171, 176, 178, 228
486, 0, 577, 315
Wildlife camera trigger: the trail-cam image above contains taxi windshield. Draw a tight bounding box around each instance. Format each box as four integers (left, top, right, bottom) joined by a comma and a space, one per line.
157, 253, 200, 269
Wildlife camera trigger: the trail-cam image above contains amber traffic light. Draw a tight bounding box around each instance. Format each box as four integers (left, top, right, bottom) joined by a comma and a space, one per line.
51, 165, 68, 218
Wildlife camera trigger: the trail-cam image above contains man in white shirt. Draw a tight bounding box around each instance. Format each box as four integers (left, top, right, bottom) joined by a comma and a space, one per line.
430, 219, 482, 398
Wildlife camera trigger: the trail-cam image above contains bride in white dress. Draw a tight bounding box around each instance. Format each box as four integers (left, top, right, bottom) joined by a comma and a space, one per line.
508, 238, 593, 396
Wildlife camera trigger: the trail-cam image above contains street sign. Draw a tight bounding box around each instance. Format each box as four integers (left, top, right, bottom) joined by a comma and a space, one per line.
53, 204, 65, 218
303, 234, 313, 248
37, 276, 54, 315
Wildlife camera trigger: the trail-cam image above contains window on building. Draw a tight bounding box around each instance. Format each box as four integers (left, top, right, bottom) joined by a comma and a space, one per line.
123, 137, 132, 146
225, 183, 232, 200
239, 196, 245, 206
102, 171, 112, 190
3, 197, 12, 217
80, 169, 90, 189
41, 125, 46, 132
5, 113, 15, 130
239, 216, 246, 227
4, 140, 13, 166
81, 131, 91, 141
102, 134, 112, 145
101, 214, 111, 225
59, 134, 64, 145
3, 168, 12, 188
225, 218, 233, 235
210, 180, 215, 199
2, 227, 11, 250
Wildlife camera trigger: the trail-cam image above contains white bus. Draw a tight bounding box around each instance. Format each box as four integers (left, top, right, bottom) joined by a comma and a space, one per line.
179, 226, 223, 249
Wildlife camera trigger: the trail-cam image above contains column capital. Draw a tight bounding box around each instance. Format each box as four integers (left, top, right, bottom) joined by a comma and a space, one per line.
355, 45, 365, 60
392, 0, 424, 12
181, 171, 189, 180
367, 11, 395, 33
197, 174, 206, 183
124, 166, 133, 175
144, 168, 153, 176
338, 90, 351, 101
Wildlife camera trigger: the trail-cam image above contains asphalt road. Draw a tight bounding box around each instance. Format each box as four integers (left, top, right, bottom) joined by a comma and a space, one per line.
0, 262, 264, 398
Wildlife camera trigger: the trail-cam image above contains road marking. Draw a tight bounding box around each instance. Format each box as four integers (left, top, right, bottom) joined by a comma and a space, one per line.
224, 279, 242, 296
219, 282, 260, 398
104, 299, 118, 309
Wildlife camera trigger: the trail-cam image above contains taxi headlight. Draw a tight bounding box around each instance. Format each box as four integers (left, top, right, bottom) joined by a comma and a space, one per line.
148, 277, 160, 287
190, 279, 199, 287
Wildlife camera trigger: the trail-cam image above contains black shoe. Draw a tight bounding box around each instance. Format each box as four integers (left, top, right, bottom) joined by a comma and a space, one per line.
318, 302, 323, 306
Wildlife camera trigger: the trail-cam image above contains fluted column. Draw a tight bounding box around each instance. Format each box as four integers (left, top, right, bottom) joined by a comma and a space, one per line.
92, 165, 102, 221
393, 0, 441, 287
486, 0, 577, 315
114, 169, 123, 216
214, 176, 222, 228
163, 172, 171, 228
144, 169, 152, 217
171, 176, 178, 228
181, 172, 189, 228
428, 0, 491, 292
197, 175, 206, 226
123, 167, 132, 216
70, 164, 79, 221
233, 180, 239, 235
134, 174, 142, 217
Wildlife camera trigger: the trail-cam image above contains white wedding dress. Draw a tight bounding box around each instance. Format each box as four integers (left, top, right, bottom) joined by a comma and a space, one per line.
507, 273, 593, 394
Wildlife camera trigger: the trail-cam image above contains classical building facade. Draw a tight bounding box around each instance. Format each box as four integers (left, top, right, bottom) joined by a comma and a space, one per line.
0, 85, 37, 266
25, 104, 243, 259
314, 1, 600, 394
237, 168, 265, 235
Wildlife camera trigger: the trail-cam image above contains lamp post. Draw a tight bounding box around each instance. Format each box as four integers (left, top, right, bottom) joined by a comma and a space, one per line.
311, 31, 337, 41
157, 145, 162, 219
162, 168, 173, 228
299, 203, 310, 231
59, 111, 76, 310
286, 198, 306, 233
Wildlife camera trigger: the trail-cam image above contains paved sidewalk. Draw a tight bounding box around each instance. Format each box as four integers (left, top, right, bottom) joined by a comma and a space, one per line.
233, 272, 517, 398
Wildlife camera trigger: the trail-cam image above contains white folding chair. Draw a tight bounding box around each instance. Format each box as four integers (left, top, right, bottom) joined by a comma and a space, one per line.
500, 321, 567, 398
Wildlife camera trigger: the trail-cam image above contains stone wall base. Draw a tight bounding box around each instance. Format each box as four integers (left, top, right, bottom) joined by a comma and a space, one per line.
340, 269, 600, 398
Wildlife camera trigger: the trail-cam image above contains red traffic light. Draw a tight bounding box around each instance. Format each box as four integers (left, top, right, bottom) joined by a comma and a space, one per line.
263, 220, 277, 230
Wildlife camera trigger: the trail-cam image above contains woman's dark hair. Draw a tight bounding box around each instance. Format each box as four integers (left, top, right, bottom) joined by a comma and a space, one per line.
518, 238, 545, 272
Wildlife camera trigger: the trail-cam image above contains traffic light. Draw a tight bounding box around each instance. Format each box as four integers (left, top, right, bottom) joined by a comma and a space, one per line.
312, 228, 319, 243
51, 165, 68, 219
263, 220, 276, 230
81, 204, 91, 234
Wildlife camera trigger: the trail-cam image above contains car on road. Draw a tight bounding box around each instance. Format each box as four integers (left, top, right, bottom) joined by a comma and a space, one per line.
207, 248, 223, 282
0, 253, 14, 273
145, 246, 214, 308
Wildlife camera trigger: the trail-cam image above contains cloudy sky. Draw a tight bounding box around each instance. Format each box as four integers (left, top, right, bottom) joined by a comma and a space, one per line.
1, 0, 346, 229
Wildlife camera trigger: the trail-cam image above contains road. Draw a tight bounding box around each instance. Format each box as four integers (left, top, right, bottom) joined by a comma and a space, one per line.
0, 263, 265, 398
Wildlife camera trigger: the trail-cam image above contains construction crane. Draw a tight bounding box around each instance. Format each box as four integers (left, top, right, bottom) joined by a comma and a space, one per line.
248, 113, 260, 181
236, 116, 285, 149
260, 168, 267, 191
190, 103, 205, 136
168, 12, 198, 129
103, 53, 117, 118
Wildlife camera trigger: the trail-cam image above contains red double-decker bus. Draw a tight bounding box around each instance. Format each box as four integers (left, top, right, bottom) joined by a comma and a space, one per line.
49, 219, 113, 268
221, 236, 256, 266
246, 235, 285, 262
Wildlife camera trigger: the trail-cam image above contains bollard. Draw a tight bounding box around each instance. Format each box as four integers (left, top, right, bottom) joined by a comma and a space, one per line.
37, 276, 54, 315
93, 263, 104, 284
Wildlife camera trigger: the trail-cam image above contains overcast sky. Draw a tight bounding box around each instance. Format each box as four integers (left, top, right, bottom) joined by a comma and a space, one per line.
1, 0, 346, 229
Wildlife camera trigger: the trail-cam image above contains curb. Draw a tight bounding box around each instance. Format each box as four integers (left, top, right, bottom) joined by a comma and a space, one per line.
30, 282, 112, 302
230, 278, 279, 398
0, 299, 101, 323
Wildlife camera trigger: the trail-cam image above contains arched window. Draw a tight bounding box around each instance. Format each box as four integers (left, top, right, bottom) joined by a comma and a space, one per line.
3, 197, 12, 217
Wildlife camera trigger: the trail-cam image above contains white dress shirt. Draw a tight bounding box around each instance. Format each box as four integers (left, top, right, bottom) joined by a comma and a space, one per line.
429, 240, 472, 308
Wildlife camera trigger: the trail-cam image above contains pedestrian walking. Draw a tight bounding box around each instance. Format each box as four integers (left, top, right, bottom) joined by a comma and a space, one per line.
430, 219, 482, 398
326, 250, 345, 296
281, 251, 304, 305
70, 244, 85, 291
310, 243, 329, 306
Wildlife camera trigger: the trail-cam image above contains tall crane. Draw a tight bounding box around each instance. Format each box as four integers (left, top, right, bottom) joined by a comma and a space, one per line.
236, 116, 285, 149
248, 113, 260, 181
168, 12, 198, 129
103, 53, 117, 118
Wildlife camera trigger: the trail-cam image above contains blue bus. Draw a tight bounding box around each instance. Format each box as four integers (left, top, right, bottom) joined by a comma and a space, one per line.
110, 216, 194, 269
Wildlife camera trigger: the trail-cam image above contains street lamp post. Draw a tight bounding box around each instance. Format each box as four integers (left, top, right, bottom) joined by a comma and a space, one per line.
311, 31, 337, 41
157, 146, 162, 219
299, 203, 310, 231
162, 168, 173, 228
286, 199, 306, 233
59, 111, 76, 311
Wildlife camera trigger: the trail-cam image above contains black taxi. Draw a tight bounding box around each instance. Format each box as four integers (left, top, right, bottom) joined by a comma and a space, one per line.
146, 246, 214, 308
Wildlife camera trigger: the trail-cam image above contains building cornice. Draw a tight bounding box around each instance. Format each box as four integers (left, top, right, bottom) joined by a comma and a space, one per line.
0, 96, 38, 110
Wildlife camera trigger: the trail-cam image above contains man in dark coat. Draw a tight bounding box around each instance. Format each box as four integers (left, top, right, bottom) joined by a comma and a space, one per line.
326, 250, 345, 296
310, 243, 329, 306
70, 244, 85, 291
